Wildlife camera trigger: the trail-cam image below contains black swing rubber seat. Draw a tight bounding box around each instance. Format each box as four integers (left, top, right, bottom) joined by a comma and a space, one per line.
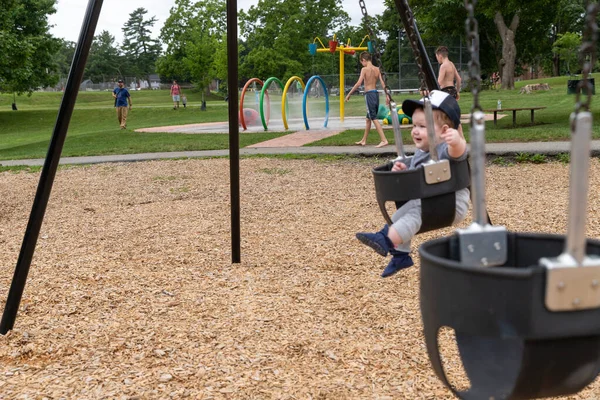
419, 232, 600, 400
372, 157, 470, 234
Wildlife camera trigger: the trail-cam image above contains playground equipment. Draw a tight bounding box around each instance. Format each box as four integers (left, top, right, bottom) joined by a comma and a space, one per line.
363, 0, 471, 234
239, 78, 269, 130
309, 34, 371, 122
387, 0, 600, 398
242, 108, 260, 126
302, 75, 329, 130
239, 76, 329, 131
379, 105, 412, 126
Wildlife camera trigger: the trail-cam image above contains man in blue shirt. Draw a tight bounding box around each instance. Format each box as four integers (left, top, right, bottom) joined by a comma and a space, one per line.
112, 79, 132, 129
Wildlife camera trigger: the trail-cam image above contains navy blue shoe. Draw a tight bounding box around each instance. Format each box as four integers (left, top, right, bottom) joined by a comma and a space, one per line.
356, 225, 393, 256
381, 250, 414, 278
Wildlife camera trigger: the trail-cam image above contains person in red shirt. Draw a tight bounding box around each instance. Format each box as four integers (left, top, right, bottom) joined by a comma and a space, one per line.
170, 80, 182, 110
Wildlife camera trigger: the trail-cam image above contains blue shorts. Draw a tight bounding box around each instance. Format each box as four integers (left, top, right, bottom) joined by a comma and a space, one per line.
365, 90, 379, 120
173, 95, 181, 102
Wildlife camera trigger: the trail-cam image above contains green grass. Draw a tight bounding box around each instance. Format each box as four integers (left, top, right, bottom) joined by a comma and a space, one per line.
0, 90, 288, 160
1, 75, 599, 161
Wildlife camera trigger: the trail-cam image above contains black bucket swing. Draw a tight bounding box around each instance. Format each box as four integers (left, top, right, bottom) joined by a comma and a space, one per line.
363, 0, 472, 234
418, 2, 600, 399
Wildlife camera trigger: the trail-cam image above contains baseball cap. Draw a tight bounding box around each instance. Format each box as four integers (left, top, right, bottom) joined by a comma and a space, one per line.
402, 90, 461, 128
117, 79, 124, 83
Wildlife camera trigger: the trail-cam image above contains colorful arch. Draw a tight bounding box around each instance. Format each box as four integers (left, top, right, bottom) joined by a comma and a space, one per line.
259, 77, 284, 131
302, 75, 329, 130
239, 78, 263, 131
282, 76, 306, 130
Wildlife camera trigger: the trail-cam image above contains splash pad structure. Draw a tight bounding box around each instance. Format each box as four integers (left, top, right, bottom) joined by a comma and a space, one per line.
309, 34, 371, 122
239, 75, 330, 132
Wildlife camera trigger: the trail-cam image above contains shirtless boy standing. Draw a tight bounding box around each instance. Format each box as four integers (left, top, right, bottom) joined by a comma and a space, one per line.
345, 52, 388, 148
435, 46, 461, 100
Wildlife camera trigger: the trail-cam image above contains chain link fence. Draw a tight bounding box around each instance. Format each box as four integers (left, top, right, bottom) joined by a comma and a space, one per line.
317, 45, 471, 95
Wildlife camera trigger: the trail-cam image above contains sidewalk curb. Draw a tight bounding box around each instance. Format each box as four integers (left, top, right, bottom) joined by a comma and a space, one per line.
2, 141, 600, 167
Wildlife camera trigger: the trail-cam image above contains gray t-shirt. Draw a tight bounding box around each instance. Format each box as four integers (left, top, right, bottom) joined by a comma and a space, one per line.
409, 141, 468, 169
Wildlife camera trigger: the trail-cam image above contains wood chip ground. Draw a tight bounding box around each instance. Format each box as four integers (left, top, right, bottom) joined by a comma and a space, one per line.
1, 158, 599, 399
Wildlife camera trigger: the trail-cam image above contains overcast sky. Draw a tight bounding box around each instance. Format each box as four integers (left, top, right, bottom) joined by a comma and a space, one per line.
48, 0, 386, 43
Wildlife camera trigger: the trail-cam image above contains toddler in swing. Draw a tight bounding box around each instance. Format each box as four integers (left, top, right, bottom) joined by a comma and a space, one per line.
356, 90, 470, 277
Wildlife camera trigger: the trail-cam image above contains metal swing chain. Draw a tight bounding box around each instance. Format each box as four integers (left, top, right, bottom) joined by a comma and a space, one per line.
574, 1, 600, 117
400, 0, 429, 94
465, 0, 482, 114
359, 0, 395, 104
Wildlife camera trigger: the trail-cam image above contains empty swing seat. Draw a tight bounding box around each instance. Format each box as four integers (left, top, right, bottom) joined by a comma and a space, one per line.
372, 157, 471, 234
419, 232, 600, 400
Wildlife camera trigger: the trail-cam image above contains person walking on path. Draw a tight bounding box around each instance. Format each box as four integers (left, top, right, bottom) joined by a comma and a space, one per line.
345, 52, 389, 148
435, 46, 462, 100
170, 80, 182, 109
112, 79, 132, 130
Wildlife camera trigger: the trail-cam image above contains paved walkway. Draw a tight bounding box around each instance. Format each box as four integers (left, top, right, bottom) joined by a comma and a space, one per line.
2, 141, 599, 167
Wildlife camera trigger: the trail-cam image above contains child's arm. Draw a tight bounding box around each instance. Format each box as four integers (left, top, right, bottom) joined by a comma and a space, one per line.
378, 72, 390, 105
441, 127, 467, 159
345, 69, 365, 101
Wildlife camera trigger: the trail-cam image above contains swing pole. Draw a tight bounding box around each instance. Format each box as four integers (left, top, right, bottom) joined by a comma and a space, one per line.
226, 0, 241, 264
0, 0, 104, 335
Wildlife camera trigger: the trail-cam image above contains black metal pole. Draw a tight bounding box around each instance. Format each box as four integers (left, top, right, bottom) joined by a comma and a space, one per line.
394, 0, 440, 91
227, 0, 241, 264
0, 0, 104, 334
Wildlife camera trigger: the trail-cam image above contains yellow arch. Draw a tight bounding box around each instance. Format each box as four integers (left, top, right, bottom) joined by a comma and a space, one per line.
282, 76, 306, 130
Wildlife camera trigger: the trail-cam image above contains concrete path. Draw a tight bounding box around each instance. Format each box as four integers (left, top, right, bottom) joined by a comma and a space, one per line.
2, 141, 599, 167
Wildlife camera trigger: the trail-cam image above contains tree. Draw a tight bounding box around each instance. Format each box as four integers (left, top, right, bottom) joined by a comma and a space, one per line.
53, 39, 76, 77
552, 32, 582, 74
239, 0, 351, 83
122, 8, 162, 88
494, 11, 519, 89
409, 0, 561, 89
85, 31, 122, 83
549, 0, 585, 75
0, 0, 61, 95
157, 0, 227, 91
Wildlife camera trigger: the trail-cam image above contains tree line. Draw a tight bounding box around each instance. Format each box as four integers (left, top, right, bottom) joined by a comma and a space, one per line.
0, 0, 591, 95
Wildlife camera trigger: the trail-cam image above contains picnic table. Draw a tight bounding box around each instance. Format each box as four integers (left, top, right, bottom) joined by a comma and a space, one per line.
483, 106, 547, 127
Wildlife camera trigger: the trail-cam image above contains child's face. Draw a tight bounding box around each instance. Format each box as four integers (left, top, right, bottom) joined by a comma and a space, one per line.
410, 108, 442, 151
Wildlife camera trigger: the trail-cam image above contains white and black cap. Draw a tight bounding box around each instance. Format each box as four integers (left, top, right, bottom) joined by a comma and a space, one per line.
402, 90, 461, 128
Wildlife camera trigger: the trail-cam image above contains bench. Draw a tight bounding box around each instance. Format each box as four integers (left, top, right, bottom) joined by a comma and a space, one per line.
483, 106, 547, 127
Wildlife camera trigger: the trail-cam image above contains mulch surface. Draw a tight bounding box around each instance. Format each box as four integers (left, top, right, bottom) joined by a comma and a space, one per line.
1, 157, 599, 399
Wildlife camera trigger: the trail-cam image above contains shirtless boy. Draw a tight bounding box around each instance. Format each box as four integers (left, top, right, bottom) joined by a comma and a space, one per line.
345, 52, 388, 148
435, 46, 461, 100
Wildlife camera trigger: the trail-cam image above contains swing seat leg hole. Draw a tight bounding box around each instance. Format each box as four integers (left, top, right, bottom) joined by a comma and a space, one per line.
437, 326, 471, 392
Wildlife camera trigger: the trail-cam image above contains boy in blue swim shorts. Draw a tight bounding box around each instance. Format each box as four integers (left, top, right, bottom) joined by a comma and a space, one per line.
345, 52, 389, 148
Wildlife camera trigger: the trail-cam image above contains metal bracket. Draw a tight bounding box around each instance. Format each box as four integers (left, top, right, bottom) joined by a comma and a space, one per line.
456, 223, 508, 267
541, 254, 600, 312
423, 159, 451, 184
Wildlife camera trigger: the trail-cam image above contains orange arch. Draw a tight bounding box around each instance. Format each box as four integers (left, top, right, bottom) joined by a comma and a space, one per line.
239, 78, 264, 131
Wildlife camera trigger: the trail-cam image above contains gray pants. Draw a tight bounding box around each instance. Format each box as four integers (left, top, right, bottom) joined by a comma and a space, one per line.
391, 188, 470, 253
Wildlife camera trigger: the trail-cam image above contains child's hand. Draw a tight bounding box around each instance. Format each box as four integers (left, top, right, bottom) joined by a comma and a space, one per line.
441, 128, 462, 147
392, 161, 407, 172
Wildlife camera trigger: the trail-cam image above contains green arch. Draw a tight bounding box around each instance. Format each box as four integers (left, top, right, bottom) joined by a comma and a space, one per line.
260, 77, 285, 131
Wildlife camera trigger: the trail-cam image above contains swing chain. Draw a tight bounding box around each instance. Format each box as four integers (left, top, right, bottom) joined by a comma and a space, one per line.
401, 0, 428, 94
465, 0, 482, 113
359, 0, 394, 103
574, 1, 600, 115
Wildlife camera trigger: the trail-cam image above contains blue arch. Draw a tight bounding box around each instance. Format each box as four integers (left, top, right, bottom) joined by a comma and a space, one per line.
302, 75, 329, 130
